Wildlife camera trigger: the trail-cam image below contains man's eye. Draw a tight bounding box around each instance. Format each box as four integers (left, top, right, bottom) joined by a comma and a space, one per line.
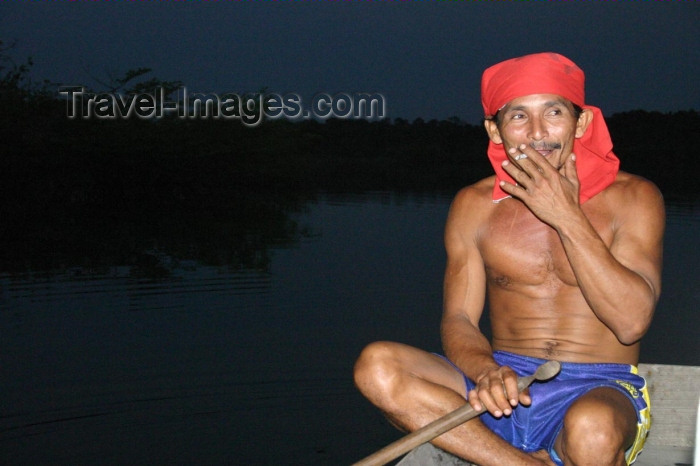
511, 113, 526, 120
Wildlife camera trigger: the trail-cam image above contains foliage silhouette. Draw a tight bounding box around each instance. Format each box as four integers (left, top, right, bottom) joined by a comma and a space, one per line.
0, 44, 697, 274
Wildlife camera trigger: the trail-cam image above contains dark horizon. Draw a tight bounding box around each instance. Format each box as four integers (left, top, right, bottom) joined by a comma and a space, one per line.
1, 3, 698, 125
2, 31, 699, 275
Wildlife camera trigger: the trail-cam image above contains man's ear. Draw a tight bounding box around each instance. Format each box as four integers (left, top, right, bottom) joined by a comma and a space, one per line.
483, 119, 503, 144
575, 108, 594, 138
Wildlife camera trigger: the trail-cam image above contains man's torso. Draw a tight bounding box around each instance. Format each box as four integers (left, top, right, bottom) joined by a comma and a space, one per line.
471, 172, 641, 364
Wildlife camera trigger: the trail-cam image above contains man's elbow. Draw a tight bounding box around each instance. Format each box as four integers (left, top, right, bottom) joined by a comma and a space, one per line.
616, 280, 659, 345
617, 325, 647, 346
616, 305, 655, 345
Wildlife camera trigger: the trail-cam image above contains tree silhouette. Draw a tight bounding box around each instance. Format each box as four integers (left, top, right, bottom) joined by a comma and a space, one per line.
0, 40, 696, 274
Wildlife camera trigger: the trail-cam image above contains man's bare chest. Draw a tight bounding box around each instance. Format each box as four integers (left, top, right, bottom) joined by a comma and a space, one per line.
477, 203, 613, 289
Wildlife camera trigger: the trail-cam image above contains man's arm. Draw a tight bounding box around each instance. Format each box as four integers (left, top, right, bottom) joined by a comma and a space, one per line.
556, 176, 664, 344
500, 147, 665, 345
441, 186, 527, 417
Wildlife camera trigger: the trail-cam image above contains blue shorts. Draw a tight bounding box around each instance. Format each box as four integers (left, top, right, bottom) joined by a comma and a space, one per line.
441, 351, 651, 465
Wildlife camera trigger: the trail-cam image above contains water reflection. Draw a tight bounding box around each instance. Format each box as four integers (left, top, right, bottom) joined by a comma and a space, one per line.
0, 188, 314, 275
0, 192, 697, 464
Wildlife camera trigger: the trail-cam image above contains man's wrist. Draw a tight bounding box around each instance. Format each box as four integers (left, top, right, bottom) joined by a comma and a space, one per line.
554, 207, 590, 239
466, 357, 501, 383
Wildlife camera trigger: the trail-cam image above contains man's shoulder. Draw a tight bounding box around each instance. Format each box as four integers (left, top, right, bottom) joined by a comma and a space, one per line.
446, 177, 497, 230
605, 171, 664, 204
593, 171, 665, 222
452, 176, 497, 205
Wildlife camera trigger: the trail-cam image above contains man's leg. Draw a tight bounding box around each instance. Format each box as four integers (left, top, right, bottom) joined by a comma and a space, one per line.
353, 341, 554, 465
554, 387, 638, 466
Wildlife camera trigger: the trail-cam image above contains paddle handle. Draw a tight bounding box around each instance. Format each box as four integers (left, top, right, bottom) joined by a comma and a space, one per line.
352, 375, 536, 466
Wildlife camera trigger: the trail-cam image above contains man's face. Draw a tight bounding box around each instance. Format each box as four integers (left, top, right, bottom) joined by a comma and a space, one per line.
484, 93, 591, 170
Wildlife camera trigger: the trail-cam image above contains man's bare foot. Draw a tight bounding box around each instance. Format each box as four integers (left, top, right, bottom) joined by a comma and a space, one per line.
529, 449, 557, 465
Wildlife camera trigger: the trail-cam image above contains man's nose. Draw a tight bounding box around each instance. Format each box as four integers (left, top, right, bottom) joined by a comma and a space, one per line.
527, 117, 548, 141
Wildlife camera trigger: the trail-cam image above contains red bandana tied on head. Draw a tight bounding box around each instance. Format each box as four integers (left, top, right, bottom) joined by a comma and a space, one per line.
481, 52, 620, 203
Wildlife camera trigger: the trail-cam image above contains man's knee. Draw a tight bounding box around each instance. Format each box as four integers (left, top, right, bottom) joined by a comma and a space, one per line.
557, 388, 637, 465
353, 341, 405, 398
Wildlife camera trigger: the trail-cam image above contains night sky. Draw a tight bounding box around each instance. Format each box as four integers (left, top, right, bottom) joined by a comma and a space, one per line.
1, 2, 698, 124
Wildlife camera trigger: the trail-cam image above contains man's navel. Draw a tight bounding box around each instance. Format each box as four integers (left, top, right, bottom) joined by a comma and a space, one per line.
543, 340, 560, 358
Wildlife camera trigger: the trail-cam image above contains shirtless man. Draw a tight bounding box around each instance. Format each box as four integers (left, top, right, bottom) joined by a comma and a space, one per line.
354, 53, 665, 465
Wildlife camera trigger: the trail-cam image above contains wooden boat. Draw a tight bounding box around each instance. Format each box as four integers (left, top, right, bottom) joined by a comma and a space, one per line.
396, 363, 699, 466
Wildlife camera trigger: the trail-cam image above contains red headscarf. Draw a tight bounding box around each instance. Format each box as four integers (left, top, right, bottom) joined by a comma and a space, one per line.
481, 52, 619, 203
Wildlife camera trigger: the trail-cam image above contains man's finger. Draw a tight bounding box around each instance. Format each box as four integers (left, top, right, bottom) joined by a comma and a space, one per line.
472, 384, 498, 417
501, 160, 527, 183
502, 159, 539, 188
475, 378, 509, 417
511, 144, 555, 177
519, 388, 532, 407
498, 179, 527, 200
503, 372, 520, 407
564, 153, 579, 183
467, 389, 483, 412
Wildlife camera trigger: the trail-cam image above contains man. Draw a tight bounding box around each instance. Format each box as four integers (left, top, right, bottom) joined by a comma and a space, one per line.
354, 52, 665, 466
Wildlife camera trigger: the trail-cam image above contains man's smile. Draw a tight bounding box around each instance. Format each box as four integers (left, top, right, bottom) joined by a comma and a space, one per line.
530, 142, 561, 157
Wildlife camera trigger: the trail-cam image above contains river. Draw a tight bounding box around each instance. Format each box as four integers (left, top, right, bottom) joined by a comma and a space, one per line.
1, 192, 697, 465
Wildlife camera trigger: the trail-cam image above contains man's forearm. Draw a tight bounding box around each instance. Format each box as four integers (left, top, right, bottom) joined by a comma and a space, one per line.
441, 314, 500, 381
557, 214, 656, 344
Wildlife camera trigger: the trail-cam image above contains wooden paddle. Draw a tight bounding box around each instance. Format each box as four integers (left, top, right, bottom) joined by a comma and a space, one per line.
353, 360, 561, 466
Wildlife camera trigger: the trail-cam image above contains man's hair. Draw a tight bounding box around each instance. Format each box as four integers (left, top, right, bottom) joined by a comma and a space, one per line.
487, 102, 584, 126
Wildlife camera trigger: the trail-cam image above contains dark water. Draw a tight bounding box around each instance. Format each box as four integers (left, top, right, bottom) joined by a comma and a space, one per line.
1, 192, 698, 465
